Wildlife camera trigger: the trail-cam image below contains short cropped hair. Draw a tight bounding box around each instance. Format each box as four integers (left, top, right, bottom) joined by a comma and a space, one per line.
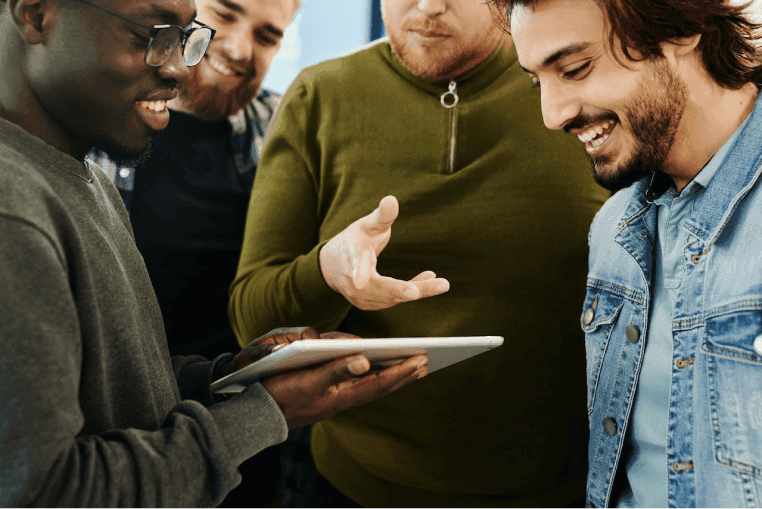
490, 0, 762, 90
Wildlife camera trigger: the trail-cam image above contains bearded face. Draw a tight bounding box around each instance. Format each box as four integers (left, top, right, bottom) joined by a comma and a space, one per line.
382, 0, 506, 82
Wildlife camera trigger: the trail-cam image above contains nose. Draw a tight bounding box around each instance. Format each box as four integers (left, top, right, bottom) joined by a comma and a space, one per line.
156, 42, 190, 88
417, 0, 447, 16
223, 26, 254, 64
540, 81, 581, 131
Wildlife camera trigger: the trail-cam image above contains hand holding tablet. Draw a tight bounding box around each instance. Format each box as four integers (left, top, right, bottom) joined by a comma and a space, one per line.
213, 335, 504, 394
221, 327, 431, 430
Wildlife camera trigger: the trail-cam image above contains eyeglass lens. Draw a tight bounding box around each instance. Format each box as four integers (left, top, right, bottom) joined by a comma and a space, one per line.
145, 27, 212, 67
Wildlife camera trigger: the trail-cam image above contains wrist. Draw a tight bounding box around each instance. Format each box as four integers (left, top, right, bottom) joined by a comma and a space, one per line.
318, 243, 340, 293
215, 354, 237, 381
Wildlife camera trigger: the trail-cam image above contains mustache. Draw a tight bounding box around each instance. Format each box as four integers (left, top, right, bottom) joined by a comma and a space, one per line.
564, 112, 620, 133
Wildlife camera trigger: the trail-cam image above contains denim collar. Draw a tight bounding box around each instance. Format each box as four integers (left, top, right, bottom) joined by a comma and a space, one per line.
624, 91, 762, 243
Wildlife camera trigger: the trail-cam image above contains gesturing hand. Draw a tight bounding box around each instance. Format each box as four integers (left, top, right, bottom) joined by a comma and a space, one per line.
319, 195, 450, 310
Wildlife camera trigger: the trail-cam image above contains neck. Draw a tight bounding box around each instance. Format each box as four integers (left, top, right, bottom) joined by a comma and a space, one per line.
0, 24, 90, 160
666, 80, 759, 192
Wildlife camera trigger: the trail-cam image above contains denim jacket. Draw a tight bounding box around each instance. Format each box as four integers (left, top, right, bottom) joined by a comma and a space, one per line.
583, 92, 762, 508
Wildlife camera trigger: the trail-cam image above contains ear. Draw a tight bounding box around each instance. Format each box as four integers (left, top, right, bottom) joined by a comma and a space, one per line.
8, 0, 54, 44
661, 34, 702, 63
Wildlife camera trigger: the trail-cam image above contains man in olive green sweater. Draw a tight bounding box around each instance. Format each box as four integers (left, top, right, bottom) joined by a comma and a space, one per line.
229, 0, 609, 506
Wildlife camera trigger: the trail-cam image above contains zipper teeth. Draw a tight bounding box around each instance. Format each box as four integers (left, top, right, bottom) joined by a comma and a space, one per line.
449, 110, 457, 174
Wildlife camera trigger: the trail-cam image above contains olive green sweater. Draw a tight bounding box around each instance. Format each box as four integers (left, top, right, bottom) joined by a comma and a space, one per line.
230, 40, 609, 507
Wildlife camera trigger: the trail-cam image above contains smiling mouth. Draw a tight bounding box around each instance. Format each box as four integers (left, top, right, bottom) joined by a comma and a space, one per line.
205, 53, 246, 78
136, 100, 167, 113
577, 120, 618, 153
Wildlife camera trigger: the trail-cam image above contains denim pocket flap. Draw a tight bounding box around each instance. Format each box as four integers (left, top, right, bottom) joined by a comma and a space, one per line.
702, 308, 762, 364
580, 291, 625, 333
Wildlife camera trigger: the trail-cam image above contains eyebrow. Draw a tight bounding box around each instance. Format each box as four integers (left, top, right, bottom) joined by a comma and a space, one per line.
520, 42, 593, 73
147, 4, 197, 26
216, 0, 244, 14
215, 0, 285, 38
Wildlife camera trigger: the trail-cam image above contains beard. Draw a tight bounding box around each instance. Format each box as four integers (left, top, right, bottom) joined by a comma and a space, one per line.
387, 23, 499, 81
584, 59, 688, 191
177, 59, 261, 121
91, 133, 157, 167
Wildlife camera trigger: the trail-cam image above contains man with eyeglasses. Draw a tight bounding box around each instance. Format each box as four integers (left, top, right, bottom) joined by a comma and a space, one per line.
0, 0, 429, 506
86, 0, 300, 504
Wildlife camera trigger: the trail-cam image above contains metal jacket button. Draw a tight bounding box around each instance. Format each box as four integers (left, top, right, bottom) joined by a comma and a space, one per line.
583, 308, 595, 326
585, 503, 595, 508
626, 325, 640, 343
754, 334, 762, 356
603, 417, 617, 435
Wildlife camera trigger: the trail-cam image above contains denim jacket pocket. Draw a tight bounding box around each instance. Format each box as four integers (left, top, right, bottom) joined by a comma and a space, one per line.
581, 289, 625, 415
701, 305, 762, 478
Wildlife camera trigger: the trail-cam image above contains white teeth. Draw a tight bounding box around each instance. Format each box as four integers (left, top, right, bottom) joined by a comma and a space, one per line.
588, 132, 611, 150
577, 121, 616, 143
207, 53, 234, 76
138, 100, 167, 113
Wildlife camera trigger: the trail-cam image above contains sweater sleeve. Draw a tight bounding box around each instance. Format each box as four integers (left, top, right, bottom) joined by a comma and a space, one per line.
229, 77, 352, 347
0, 217, 287, 507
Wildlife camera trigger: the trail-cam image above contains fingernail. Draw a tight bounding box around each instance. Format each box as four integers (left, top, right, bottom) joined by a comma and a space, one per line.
436, 283, 448, 293
403, 288, 413, 299
348, 360, 367, 374
417, 369, 428, 379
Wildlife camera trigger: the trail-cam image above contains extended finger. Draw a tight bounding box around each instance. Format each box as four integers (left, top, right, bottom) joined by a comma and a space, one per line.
369, 273, 421, 302
409, 275, 450, 298
320, 331, 363, 339
410, 271, 437, 282
253, 326, 321, 346
363, 196, 399, 234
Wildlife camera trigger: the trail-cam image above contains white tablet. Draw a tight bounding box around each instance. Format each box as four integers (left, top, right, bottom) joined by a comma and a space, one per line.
211, 336, 504, 394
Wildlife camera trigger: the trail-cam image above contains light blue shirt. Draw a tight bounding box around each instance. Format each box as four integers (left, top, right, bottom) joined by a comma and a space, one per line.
616, 113, 752, 508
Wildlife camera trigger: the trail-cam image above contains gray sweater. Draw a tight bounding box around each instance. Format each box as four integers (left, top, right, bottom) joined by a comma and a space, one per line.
0, 117, 288, 507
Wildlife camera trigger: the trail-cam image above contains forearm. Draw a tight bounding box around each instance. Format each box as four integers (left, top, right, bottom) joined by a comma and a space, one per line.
229, 241, 351, 347
5, 386, 286, 507
229, 83, 352, 346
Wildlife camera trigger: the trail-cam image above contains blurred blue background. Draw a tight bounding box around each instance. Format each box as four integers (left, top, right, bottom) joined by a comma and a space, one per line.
261, 0, 762, 96
262, 0, 385, 94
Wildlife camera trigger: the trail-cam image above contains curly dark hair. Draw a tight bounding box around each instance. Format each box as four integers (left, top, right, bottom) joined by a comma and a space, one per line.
489, 0, 762, 90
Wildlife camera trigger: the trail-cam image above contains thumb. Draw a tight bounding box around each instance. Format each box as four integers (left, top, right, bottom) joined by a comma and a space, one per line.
317, 355, 370, 389
364, 196, 399, 234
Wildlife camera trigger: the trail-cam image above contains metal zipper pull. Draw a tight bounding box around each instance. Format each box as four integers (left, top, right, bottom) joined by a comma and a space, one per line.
440, 80, 459, 108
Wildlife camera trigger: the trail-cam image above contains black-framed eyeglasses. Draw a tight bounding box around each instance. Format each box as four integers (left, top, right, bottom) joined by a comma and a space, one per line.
70, 0, 216, 67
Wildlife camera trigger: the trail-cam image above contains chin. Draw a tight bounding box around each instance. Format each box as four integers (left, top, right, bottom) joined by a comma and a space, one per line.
591, 154, 655, 192
91, 134, 156, 167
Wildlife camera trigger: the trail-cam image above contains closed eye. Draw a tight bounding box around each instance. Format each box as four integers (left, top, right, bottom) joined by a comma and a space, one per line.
563, 61, 592, 80
130, 30, 151, 47
213, 9, 235, 23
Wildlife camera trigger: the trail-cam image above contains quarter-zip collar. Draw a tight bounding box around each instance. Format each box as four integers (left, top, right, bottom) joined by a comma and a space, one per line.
381, 39, 517, 99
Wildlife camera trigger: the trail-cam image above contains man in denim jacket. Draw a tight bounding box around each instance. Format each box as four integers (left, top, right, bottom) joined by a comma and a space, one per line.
494, 0, 762, 506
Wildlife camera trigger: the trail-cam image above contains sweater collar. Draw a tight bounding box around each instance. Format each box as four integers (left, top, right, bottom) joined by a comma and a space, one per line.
381, 39, 517, 97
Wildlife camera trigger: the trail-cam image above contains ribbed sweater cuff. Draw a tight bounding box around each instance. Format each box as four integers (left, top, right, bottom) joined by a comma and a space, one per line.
294, 242, 352, 313
176, 353, 234, 407
209, 383, 288, 467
